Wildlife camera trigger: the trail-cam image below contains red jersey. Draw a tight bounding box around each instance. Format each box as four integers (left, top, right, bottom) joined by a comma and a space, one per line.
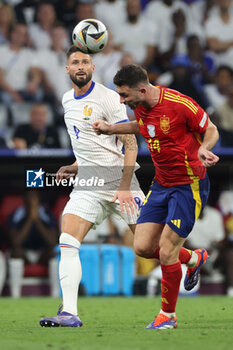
134, 87, 209, 187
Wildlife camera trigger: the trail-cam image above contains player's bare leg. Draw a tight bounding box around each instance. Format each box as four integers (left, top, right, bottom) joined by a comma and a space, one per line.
134, 223, 183, 329
128, 223, 136, 234
133, 222, 164, 257
146, 225, 184, 329
61, 213, 93, 242
159, 224, 186, 265
134, 222, 200, 269
40, 214, 93, 327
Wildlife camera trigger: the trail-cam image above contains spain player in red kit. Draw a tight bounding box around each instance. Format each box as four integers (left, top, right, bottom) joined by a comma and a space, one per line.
93, 64, 219, 330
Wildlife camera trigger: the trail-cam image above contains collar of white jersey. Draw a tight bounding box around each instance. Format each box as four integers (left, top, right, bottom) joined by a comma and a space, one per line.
73, 81, 95, 100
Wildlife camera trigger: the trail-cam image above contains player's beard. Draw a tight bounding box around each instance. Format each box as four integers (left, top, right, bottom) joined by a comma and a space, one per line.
127, 100, 140, 110
70, 71, 92, 88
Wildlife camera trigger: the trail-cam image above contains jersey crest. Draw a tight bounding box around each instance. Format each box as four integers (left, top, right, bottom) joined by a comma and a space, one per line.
83, 105, 93, 120
160, 115, 170, 134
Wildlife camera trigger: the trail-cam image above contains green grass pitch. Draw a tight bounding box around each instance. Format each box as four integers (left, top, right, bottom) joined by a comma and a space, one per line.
0, 296, 232, 350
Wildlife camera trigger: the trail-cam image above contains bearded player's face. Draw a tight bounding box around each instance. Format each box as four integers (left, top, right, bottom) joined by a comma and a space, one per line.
66, 51, 94, 88
116, 85, 142, 110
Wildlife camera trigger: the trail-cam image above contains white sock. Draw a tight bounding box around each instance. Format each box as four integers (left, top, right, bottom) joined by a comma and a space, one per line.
59, 233, 81, 315
9, 258, 24, 298
48, 258, 60, 297
160, 309, 176, 318
186, 251, 198, 267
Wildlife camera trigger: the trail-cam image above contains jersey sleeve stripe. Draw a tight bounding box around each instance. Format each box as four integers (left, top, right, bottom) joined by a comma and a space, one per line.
184, 153, 202, 220
159, 88, 164, 104
165, 92, 198, 112
164, 91, 198, 112
164, 92, 198, 113
115, 119, 129, 124
164, 96, 197, 114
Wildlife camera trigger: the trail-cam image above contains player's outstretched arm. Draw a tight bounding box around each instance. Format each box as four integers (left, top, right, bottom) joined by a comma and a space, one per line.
198, 119, 219, 168
56, 161, 78, 181
92, 120, 140, 135
110, 134, 138, 215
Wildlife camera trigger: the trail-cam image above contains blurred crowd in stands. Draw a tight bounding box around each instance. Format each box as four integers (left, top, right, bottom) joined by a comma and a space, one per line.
0, 0, 233, 297
0, 0, 233, 149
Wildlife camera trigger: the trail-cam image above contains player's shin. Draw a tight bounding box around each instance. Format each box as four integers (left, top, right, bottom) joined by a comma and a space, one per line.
160, 261, 182, 315
59, 233, 82, 316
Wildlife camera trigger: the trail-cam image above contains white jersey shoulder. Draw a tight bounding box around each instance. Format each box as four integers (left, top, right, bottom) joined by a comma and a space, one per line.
62, 82, 127, 123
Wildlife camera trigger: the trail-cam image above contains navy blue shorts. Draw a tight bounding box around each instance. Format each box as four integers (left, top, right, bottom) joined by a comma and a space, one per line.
137, 174, 210, 238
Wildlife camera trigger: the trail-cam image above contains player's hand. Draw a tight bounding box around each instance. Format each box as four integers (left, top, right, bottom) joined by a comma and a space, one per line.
198, 146, 219, 168
29, 206, 39, 220
110, 190, 138, 215
28, 196, 39, 220
56, 165, 78, 181
92, 120, 112, 135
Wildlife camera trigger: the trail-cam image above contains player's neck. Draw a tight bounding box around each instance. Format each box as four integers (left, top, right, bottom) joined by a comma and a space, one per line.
73, 80, 93, 97
143, 85, 160, 109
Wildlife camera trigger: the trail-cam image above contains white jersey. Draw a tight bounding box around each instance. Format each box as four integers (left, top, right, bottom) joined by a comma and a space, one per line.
63, 81, 136, 183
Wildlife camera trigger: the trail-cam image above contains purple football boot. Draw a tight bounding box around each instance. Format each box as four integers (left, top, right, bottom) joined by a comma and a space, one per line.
184, 249, 208, 291
146, 313, 177, 330
40, 306, 83, 327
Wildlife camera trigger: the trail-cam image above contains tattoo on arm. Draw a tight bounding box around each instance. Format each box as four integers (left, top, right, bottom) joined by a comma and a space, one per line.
117, 134, 138, 151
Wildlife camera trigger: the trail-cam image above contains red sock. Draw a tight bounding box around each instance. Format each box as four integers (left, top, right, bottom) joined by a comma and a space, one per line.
160, 261, 182, 313
150, 247, 192, 264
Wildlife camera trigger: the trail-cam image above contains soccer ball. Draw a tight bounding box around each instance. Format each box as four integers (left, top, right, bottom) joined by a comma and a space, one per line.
72, 19, 108, 54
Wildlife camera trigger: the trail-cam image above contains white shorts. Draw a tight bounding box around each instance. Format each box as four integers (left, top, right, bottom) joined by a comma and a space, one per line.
63, 175, 145, 227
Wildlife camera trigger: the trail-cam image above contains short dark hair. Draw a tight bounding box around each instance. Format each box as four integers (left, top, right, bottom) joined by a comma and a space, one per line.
10, 22, 26, 33
216, 65, 233, 77
113, 64, 149, 88
66, 45, 93, 59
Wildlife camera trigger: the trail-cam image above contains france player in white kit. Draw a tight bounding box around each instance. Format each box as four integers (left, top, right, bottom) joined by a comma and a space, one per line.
40, 46, 144, 327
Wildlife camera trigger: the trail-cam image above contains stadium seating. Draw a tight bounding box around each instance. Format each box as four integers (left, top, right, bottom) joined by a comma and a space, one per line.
10, 102, 53, 126
0, 194, 24, 228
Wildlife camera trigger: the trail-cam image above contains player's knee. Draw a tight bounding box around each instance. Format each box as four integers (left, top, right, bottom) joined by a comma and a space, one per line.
133, 241, 153, 258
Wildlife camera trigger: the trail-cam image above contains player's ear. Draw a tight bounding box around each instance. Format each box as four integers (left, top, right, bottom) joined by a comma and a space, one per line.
65, 65, 69, 74
92, 64, 95, 73
139, 87, 146, 95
